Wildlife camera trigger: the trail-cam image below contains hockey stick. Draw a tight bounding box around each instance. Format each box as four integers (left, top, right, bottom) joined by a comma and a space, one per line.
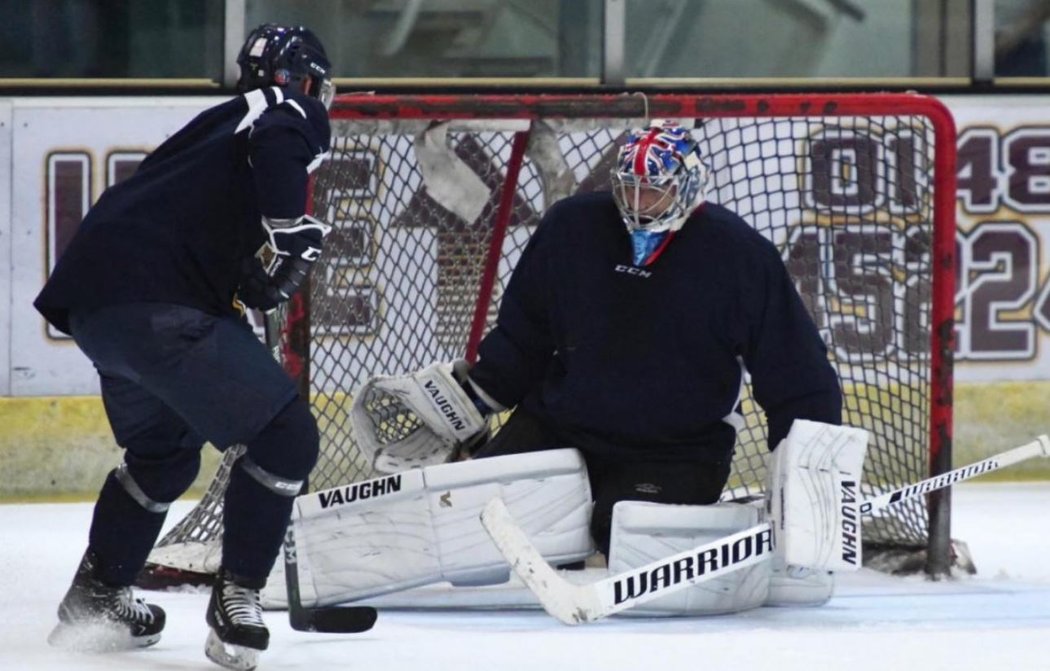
481, 434, 1050, 625
483, 499, 773, 624
264, 311, 378, 633
282, 525, 377, 633
859, 434, 1050, 513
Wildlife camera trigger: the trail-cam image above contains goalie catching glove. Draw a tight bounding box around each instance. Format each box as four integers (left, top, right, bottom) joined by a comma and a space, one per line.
239, 214, 332, 312
351, 360, 492, 473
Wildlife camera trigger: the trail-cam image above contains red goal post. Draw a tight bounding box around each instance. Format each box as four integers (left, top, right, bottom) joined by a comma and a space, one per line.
147, 92, 957, 581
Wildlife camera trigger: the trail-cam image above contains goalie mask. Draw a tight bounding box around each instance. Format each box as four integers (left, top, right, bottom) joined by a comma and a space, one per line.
237, 24, 336, 109
611, 122, 708, 234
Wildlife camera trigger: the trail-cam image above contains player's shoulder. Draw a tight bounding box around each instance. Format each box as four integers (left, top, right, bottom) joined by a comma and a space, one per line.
278, 87, 330, 122
537, 192, 619, 244
694, 202, 750, 231
544, 191, 618, 223
692, 203, 785, 268
256, 86, 331, 147
694, 203, 778, 254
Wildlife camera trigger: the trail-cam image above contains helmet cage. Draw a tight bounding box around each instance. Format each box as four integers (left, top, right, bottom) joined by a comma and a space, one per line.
612, 173, 684, 231
611, 124, 708, 233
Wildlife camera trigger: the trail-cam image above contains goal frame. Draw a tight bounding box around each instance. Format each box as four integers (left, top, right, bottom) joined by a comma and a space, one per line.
147, 92, 957, 582
312, 91, 957, 574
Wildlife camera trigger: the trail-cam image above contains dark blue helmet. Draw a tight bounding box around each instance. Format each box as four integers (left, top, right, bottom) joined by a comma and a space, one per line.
236, 23, 287, 92
237, 24, 335, 108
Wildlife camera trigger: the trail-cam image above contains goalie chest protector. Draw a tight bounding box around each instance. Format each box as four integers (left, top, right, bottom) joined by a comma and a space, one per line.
470, 192, 842, 461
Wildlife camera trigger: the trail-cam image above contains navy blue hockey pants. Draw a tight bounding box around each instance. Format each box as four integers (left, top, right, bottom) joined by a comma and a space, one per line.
69, 303, 318, 585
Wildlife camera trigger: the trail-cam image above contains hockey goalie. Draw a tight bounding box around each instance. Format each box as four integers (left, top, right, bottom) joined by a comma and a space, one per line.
271, 121, 864, 616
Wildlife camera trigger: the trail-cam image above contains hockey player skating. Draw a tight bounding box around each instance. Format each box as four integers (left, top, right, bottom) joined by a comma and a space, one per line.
34, 23, 335, 670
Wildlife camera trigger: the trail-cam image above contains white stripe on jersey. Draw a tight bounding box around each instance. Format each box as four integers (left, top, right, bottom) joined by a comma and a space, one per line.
721, 356, 747, 434
284, 99, 308, 119
239, 87, 327, 171
235, 86, 285, 134
306, 150, 331, 174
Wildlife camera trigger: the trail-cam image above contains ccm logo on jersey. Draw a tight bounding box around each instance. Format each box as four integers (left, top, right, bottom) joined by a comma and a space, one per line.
423, 380, 468, 431
614, 264, 652, 278
316, 475, 402, 509
840, 479, 860, 566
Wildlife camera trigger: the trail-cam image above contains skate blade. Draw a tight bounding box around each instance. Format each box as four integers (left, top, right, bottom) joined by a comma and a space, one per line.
205, 629, 260, 671
48, 620, 160, 652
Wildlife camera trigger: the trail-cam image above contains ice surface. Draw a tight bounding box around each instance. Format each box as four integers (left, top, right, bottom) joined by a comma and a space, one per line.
1, 482, 1047, 670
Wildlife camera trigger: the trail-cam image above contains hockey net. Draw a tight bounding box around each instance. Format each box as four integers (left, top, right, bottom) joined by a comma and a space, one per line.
144, 93, 957, 583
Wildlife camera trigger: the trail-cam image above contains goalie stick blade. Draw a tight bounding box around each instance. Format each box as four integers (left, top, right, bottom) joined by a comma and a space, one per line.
289, 606, 378, 634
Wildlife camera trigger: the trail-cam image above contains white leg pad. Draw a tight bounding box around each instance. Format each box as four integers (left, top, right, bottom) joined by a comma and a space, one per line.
765, 556, 835, 607
266, 448, 593, 607
768, 419, 869, 572
760, 419, 867, 607
607, 500, 770, 616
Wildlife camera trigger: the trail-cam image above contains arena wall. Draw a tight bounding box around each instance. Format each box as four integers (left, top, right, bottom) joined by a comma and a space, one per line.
2, 94, 1050, 499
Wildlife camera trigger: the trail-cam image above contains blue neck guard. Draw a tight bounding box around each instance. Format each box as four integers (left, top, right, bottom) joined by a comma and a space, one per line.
630, 229, 670, 266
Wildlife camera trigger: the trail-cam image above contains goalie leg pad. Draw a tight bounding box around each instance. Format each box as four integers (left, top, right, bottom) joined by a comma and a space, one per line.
607, 500, 771, 616
265, 448, 594, 607
765, 555, 835, 607
768, 420, 869, 572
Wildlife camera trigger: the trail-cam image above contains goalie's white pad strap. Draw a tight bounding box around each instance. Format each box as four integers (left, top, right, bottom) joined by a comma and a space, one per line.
769, 420, 869, 572
274, 448, 593, 607
607, 500, 770, 616
350, 360, 489, 473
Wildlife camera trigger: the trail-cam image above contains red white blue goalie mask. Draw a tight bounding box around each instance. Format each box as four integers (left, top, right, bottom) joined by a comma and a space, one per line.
611, 123, 708, 233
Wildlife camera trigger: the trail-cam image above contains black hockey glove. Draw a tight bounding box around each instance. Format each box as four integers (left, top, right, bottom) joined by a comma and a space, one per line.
237, 255, 282, 312
238, 214, 332, 312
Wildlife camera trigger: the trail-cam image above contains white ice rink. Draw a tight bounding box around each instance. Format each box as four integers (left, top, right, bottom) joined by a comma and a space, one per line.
1, 482, 1048, 671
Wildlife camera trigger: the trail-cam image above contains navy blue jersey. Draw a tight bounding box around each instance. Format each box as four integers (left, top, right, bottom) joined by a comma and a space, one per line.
469, 192, 842, 461
35, 86, 330, 335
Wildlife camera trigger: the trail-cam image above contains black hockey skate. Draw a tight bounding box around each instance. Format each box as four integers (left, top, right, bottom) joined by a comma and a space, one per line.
47, 549, 165, 652
205, 569, 269, 671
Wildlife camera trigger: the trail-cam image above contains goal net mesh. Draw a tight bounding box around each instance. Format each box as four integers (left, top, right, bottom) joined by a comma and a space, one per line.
146, 93, 955, 580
